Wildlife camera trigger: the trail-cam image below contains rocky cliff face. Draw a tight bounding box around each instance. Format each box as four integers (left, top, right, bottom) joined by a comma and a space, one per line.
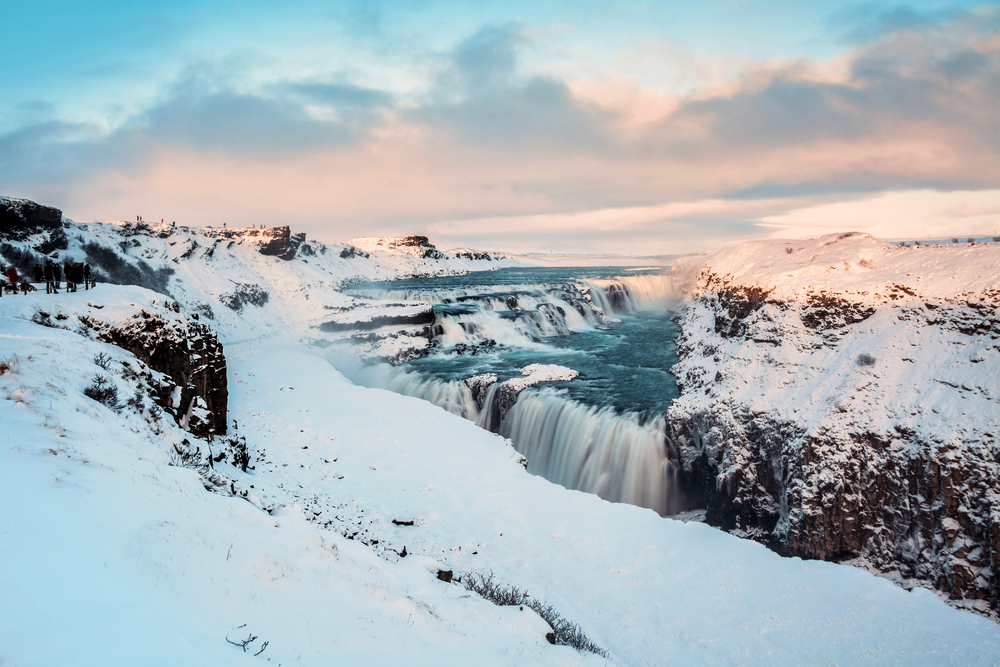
668, 233, 1000, 616
77, 300, 228, 438
209, 225, 303, 260
0, 196, 62, 241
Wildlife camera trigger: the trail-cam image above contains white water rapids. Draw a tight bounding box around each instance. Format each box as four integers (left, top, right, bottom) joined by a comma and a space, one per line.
339, 272, 687, 515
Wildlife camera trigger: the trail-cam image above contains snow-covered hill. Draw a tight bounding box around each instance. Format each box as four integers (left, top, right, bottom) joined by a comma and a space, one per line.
668, 232, 1000, 617
1, 219, 521, 361
4, 206, 1000, 664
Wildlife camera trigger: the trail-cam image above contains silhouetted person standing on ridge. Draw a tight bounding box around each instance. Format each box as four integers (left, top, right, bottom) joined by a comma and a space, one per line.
43, 261, 53, 293
52, 262, 61, 292
84, 263, 92, 290
5, 266, 19, 295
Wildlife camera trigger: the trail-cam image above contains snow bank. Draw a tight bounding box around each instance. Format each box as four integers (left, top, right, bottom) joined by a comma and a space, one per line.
507, 364, 580, 392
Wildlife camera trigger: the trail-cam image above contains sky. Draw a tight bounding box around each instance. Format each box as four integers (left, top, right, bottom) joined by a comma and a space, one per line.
1, 0, 998, 254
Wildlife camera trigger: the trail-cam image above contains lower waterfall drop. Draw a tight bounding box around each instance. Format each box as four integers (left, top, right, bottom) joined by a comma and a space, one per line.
500, 390, 683, 515
339, 265, 686, 516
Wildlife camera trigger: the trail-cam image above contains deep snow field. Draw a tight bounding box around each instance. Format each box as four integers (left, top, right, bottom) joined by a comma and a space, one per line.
2, 224, 1000, 665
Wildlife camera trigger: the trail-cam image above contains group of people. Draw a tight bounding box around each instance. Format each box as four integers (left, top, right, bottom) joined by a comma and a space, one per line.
1, 260, 95, 296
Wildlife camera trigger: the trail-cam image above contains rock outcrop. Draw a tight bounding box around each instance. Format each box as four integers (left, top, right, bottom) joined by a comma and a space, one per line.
350, 235, 447, 260
80, 300, 228, 438
319, 307, 435, 332
0, 196, 62, 241
209, 225, 301, 260
668, 233, 1000, 616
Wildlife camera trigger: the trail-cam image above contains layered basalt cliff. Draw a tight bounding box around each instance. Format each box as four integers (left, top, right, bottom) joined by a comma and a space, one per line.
30, 297, 228, 439
668, 233, 1000, 616
80, 300, 228, 438
210, 225, 304, 260
350, 235, 447, 259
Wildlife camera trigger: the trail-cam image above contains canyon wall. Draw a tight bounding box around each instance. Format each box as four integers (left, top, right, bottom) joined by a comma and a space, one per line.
668, 233, 1000, 615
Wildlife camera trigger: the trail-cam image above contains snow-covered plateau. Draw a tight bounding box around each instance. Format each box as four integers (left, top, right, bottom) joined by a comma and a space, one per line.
2, 200, 1000, 665
668, 232, 1000, 618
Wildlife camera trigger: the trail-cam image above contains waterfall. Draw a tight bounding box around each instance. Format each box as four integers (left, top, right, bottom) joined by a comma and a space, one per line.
385, 371, 479, 421
344, 363, 683, 516
499, 390, 682, 515
586, 274, 675, 312
336, 268, 685, 517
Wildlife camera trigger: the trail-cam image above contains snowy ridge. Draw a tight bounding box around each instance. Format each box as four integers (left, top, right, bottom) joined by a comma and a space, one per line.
688, 232, 1000, 302
0, 220, 523, 346
668, 232, 1000, 616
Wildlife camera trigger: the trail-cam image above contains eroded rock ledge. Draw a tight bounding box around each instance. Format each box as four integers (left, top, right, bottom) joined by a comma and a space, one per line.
668, 233, 1000, 616
81, 301, 228, 438
28, 297, 229, 439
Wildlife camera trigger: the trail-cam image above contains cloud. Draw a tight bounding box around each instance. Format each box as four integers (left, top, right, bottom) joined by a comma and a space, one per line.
827, 4, 944, 44
285, 82, 394, 108
760, 189, 1000, 240
448, 24, 526, 89
1, 13, 998, 253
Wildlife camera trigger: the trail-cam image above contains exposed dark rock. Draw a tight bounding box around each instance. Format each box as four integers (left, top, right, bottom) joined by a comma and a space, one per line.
253, 225, 297, 259
801, 291, 877, 329
178, 240, 199, 260
339, 245, 370, 259
78, 301, 228, 438
669, 273, 1000, 615
319, 308, 435, 332
0, 196, 62, 241
436, 569, 453, 583
465, 373, 499, 411
355, 235, 446, 260
219, 283, 270, 312
461, 372, 532, 433
453, 250, 494, 261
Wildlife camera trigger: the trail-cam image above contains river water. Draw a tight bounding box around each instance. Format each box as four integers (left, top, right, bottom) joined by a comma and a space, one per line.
340, 266, 687, 515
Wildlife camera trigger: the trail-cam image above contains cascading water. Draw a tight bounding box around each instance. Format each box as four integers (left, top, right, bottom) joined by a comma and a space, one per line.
501, 391, 683, 515
338, 266, 690, 516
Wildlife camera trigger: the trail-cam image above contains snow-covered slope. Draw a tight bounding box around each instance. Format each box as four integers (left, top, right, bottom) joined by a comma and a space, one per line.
5, 296, 1000, 665
0, 313, 589, 666
668, 232, 1000, 616
1, 219, 524, 362
4, 209, 1000, 664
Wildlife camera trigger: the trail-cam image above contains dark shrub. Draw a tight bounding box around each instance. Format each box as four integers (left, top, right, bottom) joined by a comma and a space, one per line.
461, 571, 609, 657
35, 228, 68, 254
856, 353, 876, 366
82, 241, 174, 295
215, 434, 252, 471
94, 352, 113, 370
84, 374, 123, 412
0, 243, 46, 275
